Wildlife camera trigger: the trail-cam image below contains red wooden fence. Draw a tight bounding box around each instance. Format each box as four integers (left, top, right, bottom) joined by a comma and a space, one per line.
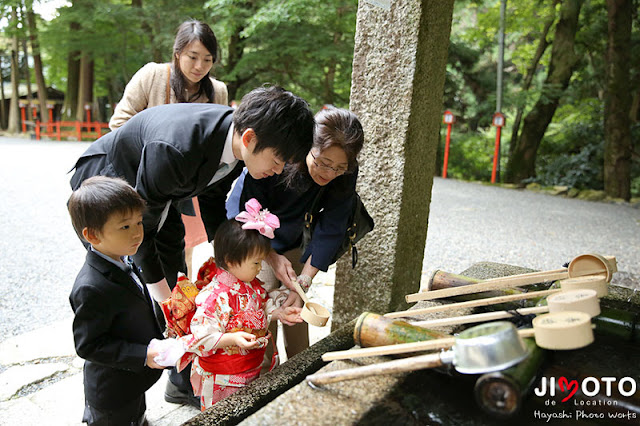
33, 120, 110, 141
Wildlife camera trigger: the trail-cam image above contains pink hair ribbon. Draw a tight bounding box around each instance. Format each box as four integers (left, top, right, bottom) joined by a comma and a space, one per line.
235, 198, 280, 239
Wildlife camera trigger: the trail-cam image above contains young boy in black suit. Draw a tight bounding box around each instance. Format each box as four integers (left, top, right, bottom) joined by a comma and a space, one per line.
68, 176, 165, 426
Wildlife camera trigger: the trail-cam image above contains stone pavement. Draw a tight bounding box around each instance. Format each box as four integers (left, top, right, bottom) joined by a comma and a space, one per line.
0, 243, 336, 426
0, 316, 200, 426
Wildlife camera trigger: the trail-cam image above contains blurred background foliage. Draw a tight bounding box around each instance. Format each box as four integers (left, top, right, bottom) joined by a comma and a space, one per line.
0, 0, 637, 197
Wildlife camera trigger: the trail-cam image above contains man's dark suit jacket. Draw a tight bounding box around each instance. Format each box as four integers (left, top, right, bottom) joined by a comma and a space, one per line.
69, 250, 164, 410
70, 103, 243, 284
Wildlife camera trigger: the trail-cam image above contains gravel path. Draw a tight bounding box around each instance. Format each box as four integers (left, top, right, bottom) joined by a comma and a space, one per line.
1, 137, 638, 341
0, 138, 89, 340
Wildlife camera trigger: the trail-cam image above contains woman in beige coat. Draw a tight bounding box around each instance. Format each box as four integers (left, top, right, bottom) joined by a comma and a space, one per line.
109, 19, 228, 287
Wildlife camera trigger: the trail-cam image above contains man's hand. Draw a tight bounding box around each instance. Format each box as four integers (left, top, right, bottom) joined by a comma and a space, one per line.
266, 251, 297, 290
281, 291, 304, 309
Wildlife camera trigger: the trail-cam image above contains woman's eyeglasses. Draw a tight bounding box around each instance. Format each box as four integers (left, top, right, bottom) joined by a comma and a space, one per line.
310, 152, 351, 176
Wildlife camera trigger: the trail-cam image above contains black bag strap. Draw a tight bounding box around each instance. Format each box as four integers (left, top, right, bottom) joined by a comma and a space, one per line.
304, 186, 327, 228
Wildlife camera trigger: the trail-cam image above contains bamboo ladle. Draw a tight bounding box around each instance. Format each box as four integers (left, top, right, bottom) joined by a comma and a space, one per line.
312, 314, 597, 387
321, 311, 594, 361
388, 275, 608, 319
293, 280, 330, 327
309, 321, 530, 386
411, 288, 600, 329
405, 253, 615, 303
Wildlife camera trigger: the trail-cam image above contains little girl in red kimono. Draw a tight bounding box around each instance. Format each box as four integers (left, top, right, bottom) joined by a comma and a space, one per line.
158, 199, 302, 410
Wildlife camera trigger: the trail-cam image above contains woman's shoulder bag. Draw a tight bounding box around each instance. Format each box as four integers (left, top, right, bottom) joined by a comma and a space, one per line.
302, 187, 374, 268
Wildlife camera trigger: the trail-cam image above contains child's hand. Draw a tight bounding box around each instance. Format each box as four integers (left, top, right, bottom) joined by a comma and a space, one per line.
274, 306, 303, 326
147, 338, 186, 368
227, 331, 262, 350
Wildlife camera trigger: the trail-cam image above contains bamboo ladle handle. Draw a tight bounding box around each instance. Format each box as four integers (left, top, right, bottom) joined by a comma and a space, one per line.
406, 253, 615, 303
388, 288, 560, 318
322, 337, 457, 361
293, 280, 319, 315
308, 352, 444, 385
411, 306, 550, 328
405, 270, 571, 303
412, 288, 601, 328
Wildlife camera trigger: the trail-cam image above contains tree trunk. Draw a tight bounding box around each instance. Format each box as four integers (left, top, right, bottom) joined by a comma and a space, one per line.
506, 0, 583, 183
22, 38, 33, 109
131, 0, 161, 63
26, 2, 48, 124
509, 6, 557, 157
76, 53, 94, 121
63, 22, 81, 120
603, 0, 632, 200
8, 7, 21, 134
226, 28, 246, 103
0, 53, 7, 129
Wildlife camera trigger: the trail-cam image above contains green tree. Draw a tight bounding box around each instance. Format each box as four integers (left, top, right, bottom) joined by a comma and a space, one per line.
506, 0, 584, 184
25, 0, 48, 123
205, 0, 357, 109
604, 0, 633, 200
8, 4, 21, 133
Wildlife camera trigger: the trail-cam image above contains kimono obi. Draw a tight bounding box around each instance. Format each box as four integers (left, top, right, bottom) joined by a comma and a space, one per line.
198, 345, 266, 374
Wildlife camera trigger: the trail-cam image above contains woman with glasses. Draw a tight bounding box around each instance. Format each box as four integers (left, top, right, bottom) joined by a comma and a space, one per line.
226, 107, 364, 367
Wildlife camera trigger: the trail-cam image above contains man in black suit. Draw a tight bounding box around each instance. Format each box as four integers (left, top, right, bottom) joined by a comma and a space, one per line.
69, 86, 314, 406
68, 176, 165, 425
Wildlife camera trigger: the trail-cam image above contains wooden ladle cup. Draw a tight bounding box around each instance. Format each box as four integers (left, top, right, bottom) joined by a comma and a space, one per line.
293, 280, 330, 327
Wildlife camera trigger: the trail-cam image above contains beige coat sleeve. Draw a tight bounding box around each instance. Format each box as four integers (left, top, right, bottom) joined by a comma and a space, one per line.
109, 63, 166, 130
212, 78, 229, 106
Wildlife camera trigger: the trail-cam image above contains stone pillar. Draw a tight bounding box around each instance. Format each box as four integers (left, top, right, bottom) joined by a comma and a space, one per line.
333, 0, 455, 329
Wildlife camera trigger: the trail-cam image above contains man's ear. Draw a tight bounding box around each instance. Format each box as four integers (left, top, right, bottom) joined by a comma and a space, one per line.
241, 128, 256, 148
82, 227, 101, 246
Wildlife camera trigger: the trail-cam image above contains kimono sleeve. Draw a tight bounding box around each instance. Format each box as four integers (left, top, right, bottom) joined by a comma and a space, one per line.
178, 286, 230, 357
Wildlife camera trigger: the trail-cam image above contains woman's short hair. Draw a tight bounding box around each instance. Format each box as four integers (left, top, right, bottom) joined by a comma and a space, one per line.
282, 107, 364, 190
171, 19, 218, 103
68, 176, 146, 241
214, 219, 272, 271
313, 107, 364, 170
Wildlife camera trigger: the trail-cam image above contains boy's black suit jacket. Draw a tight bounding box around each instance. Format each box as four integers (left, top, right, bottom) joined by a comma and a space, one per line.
69, 250, 164, 410
69, 103, 243, 284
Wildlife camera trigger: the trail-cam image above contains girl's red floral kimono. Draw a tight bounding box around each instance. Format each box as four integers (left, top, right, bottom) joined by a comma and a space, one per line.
176, 258, 277, 410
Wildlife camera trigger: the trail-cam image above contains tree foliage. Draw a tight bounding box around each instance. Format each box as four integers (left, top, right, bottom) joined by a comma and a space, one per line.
1, 0, 637, 198
442, 0, 639, 198
31, 0, 355, 113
